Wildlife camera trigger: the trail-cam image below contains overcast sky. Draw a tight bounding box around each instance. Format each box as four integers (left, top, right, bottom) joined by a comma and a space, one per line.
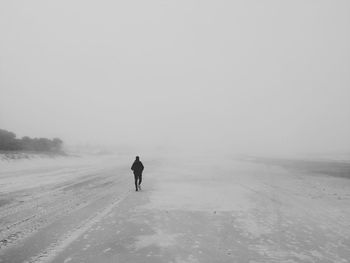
1, 0, 350, 154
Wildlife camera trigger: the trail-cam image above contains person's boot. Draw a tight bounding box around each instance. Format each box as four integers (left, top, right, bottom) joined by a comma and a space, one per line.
138, 184, 141, 191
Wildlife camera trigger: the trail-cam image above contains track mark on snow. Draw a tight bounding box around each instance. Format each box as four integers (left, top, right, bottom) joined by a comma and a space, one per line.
25, 194, 128, 263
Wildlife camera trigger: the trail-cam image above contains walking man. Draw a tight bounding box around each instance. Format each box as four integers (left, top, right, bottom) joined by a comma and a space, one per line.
131, 156, 144, 191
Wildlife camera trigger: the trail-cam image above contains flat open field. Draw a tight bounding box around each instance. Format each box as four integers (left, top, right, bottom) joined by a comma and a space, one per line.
1, 153, 350, 263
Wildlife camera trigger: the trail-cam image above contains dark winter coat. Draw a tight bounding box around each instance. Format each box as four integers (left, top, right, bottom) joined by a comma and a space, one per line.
131, 160, 144, 175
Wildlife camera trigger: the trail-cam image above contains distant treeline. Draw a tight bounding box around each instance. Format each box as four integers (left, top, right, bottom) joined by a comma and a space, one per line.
0, 129, 63, 152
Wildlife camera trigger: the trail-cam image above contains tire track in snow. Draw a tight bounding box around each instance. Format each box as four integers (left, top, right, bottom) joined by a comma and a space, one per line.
0, 171, 125, 249
24, 193, 129, 263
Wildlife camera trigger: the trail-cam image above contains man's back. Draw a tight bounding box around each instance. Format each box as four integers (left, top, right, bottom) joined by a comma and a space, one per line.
131, 159, 144, 174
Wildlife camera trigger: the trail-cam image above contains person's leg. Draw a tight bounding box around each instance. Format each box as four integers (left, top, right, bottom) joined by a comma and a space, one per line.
137, 174, 142, 190
139, 174, 142, 185
134, 174, 138, 191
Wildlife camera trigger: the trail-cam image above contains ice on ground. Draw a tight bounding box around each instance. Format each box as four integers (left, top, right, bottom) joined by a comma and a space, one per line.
1, 152, 350, 262
133, 229, 182, 250
145, 181, 253, 212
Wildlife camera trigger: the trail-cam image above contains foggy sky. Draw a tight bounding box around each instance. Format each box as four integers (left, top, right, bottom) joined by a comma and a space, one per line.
1, 0, 350, 154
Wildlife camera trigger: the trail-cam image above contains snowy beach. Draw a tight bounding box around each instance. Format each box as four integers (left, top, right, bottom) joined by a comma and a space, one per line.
1, 154, 349, 263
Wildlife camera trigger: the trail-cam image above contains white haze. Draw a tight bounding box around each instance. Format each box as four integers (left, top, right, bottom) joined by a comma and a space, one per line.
1, 0, 350, 155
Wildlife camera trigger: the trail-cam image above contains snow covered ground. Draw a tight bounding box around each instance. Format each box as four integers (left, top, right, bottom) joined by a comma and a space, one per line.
0, 153, 350, 262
